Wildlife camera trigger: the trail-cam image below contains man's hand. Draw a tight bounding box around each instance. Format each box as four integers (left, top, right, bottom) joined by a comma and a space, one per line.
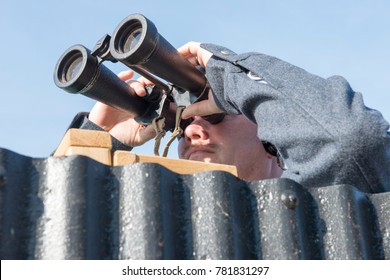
177, 41, 213, 68
89, 70, 156, 147
177, 42, 224, 119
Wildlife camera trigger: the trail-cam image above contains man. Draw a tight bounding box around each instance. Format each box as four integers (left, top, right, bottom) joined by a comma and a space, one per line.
73, 42, 390, 193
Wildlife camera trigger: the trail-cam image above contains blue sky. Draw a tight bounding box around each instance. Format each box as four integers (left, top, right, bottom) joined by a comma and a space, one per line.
1, 0, 389, 158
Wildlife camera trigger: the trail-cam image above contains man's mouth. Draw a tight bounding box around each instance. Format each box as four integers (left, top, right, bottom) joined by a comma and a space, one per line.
186, 148, 214, 161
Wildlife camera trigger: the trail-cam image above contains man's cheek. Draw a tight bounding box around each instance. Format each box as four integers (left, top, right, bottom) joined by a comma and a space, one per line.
177, 140, 186, 159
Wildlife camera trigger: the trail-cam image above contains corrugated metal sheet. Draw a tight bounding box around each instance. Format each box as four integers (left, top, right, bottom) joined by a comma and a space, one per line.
0, 147, 389, 260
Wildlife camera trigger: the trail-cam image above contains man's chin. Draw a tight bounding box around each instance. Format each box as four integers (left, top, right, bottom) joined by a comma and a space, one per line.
188, 153, 214, 163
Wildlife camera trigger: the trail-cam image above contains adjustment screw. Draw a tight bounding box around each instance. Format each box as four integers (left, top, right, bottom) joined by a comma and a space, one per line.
281, 190, 299, 209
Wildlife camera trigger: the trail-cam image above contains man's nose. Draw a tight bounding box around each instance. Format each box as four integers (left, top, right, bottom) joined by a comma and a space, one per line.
183, 116, 209, 141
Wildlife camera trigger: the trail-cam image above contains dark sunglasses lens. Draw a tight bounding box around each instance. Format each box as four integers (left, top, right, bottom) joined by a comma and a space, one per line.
179, 113, 226, 134
180, 118, 194, 131
202, 113, 226, 124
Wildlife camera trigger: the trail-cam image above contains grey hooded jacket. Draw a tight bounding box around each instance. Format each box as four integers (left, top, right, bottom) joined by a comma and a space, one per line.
201, 43, 390, 193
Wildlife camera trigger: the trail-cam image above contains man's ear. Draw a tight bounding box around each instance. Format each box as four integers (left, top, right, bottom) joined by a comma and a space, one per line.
262, 141, 287, 170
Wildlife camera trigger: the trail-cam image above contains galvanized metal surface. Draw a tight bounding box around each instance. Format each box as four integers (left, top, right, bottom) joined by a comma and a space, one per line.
0, 148, 389, 259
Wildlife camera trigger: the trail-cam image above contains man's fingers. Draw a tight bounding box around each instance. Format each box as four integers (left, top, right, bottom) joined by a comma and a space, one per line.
118, 70, 134, 80
177, 41, 201, 58
178, 41, 212, 68
181, 101, 215, 119
128, 80, 147, 97
137, 76, 154, 86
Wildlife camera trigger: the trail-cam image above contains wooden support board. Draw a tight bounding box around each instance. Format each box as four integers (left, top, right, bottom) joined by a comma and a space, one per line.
54, 129, 112, 156
53, 129, 238, 177
53, 129, 112, 165
113, 150, 237, 176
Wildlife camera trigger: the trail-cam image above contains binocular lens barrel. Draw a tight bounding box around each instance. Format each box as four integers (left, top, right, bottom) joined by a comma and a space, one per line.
121, 28, 142, 54
60, 52, 83, 82
54, 45, 150, 118
110, 14, 207, 96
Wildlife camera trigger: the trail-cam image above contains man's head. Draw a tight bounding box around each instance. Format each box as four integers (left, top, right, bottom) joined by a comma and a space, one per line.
178, 114, 283, 181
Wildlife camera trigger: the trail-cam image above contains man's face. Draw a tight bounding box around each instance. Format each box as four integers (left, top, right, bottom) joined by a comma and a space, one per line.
178, 114, 276, 181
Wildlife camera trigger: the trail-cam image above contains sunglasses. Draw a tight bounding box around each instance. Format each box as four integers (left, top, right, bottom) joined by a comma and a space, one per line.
180, 113, 226, 130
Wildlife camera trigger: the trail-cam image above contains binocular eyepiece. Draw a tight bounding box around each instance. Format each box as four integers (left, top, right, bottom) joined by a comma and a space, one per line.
54, 13, 208, 127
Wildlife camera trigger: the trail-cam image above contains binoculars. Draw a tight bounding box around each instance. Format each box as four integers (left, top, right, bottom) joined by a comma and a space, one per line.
54, 13, 215, 132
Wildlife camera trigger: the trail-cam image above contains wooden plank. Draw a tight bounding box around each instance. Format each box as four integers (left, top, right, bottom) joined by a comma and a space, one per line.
54, 129, 112, 157
65, 146, 112, 165
113, 150, 238, 176
112, 151, 138, 165
53, 128, 238, 176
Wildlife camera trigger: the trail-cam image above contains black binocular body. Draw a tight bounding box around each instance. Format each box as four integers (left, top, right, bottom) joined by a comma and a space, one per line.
54, 14, 210, 131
